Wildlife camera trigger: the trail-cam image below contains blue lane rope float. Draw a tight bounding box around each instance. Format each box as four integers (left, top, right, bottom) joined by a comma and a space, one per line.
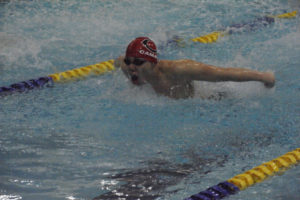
184, 148, 300, 200
0, 11, 297, 96
0, 77, 53, 95
185, 182, 240, 200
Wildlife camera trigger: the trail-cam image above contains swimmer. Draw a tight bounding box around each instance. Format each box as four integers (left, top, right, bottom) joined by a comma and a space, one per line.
114, 37, 275, 99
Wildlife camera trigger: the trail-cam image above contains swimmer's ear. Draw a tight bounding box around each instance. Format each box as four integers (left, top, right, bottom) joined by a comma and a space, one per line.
114, 56, 124, 68
150, 62, 156, 68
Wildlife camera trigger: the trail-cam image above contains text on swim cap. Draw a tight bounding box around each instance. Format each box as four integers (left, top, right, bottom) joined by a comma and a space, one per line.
139, 50, 157, 59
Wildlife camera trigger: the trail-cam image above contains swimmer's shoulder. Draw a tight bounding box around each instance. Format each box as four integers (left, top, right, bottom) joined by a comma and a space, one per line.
156, 60, 177, 74
157, 59, 194, 79
158, 59, 206, 74
159, 59, 204, 67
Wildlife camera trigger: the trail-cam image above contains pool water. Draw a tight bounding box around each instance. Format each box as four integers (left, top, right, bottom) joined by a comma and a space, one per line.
0, 0, 299, 200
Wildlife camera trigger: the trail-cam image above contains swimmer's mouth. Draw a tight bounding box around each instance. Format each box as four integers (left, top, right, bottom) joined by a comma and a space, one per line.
131, 75, 139, 85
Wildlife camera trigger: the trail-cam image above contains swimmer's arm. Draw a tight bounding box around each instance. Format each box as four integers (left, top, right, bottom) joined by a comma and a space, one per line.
172, 60, 275, 87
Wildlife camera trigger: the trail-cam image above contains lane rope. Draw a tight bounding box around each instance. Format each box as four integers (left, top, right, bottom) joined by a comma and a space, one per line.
0, 60, 114, 95
191, 10, 297, 43
184, 148, 300, 200
0, 77, 53, 94
48, 59, 115, 82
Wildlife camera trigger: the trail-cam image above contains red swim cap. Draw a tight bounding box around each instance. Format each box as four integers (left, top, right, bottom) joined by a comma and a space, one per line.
125, 37, 158, 64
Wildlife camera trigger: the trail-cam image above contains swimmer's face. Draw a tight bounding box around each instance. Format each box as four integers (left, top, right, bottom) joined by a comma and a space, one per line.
121, 57, 153, 85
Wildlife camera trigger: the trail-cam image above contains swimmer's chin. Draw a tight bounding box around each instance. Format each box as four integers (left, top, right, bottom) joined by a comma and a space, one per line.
132, 80, 140, 85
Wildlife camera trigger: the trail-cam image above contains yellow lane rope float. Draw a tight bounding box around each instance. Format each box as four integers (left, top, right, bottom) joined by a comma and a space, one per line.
228, 148, 300, 190
275, 10, 298, 18
191, 31, 224, 43
48, 59, 115, 82
184, 148, 300, 200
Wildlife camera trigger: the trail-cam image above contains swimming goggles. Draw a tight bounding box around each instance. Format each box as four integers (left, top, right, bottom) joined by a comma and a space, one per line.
124, 58, 146, 66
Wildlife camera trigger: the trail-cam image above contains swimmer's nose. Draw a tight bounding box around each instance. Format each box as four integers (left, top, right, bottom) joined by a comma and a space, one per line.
128, 64, 137, 72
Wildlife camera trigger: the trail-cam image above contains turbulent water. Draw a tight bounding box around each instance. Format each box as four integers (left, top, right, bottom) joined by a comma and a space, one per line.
0, 0, 300, 200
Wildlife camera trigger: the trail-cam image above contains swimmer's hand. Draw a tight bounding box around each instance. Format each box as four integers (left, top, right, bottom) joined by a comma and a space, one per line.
263, 72, 275, 88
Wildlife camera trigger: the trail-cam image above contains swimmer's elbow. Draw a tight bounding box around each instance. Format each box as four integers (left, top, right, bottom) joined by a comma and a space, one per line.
263, 71, 275, 88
